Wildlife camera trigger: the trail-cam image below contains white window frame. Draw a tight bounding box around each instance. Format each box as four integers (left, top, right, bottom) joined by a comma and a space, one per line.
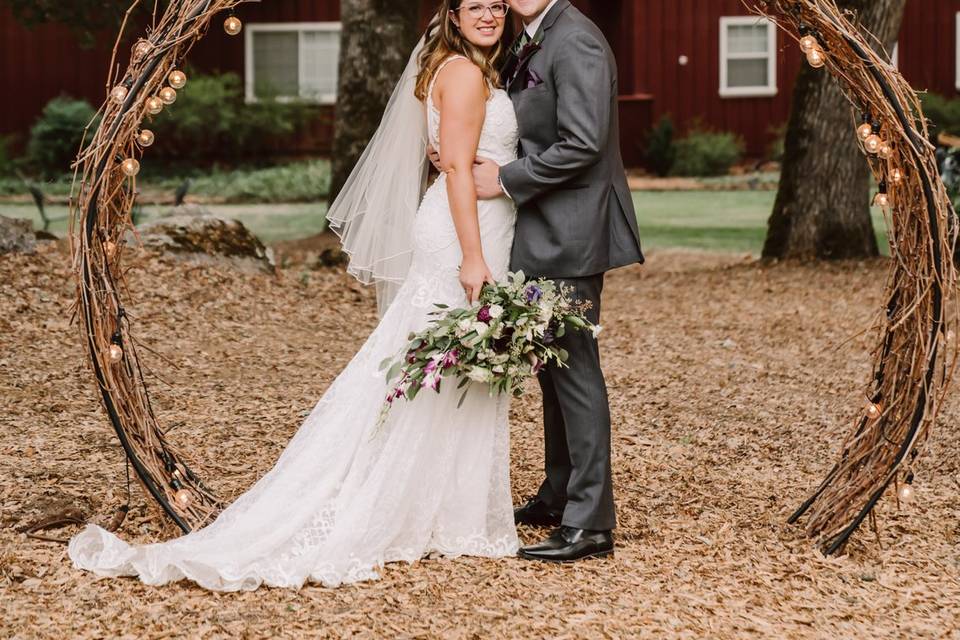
956, 13, 960, 90
719, 16, 778, 98
244, 22, 341, 105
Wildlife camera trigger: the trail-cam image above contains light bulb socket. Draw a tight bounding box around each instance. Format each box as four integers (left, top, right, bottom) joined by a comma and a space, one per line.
171, 478, 183, 491
110, 330, 122, 346
872, 122, 881, 134
878, 180, 888, 193
905, 471, 914, 484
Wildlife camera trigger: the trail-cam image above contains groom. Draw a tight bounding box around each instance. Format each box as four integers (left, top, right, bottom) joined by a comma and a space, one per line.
473, 0, 644, 562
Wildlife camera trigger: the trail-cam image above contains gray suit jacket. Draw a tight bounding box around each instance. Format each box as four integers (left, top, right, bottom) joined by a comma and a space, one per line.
500, 0, 644, 278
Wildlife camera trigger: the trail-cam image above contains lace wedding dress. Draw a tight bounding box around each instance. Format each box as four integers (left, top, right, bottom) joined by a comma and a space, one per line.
68, 57, 521, 591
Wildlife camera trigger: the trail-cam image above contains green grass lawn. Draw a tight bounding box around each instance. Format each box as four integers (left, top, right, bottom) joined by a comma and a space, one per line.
0, 202, 328, 243
632, 191, 889, 255
3, 191, 889, 254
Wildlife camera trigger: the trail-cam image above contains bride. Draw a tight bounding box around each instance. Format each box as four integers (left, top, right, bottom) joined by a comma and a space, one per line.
69, 0, 521, 590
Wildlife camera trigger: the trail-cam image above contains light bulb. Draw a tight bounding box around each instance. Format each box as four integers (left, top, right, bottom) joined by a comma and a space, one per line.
168, 70, 187, 89
865, 402, 882, 420
890, 168, 904, 184
105, 240, 117, 257
159, 86, 177, 105
137, 129, 155, 147
121, 158, 140, 177
806, 47, 826, 69
133, 40, 151, 58
878, 143, 893, 159
864, 134, 882, 154
224, 16, 243, 36
799, 35, 819, 54
110, 85, 128, 103
857, 123, 873, 141
175, 489, 193, 506
898, 484, 914, 501
146, 96, 163, 115
874, 192, 890, 208
109, 344, 124, 362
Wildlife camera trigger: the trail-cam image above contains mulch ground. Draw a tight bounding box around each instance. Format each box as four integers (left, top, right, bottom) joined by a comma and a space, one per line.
2, 240, 960, 639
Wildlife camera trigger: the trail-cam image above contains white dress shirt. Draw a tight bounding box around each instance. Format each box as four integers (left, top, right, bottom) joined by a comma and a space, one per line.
524, 0, 561, 38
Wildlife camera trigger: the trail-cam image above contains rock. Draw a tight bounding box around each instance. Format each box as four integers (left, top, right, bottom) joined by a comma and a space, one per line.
0, 216, 37, 255
162, 203, 211, 219
133, 215, 275, 274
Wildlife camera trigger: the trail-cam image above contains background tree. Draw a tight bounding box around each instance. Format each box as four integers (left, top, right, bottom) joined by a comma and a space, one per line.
3, 0, 158, 46
328, 0, 421, 204
763, 0, 906, 260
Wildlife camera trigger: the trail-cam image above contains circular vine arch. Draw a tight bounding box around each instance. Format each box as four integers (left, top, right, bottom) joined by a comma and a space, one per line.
71, 0, 957, 552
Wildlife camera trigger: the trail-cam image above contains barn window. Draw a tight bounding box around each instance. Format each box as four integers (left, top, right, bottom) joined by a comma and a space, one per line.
719, 16, 777, 98
245, 23, 341, 104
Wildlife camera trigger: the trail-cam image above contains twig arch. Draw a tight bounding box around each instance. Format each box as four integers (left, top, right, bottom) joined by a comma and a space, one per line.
72, 0, 957, 551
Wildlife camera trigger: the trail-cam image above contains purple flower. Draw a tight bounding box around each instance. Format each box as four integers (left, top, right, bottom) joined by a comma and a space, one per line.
421, 373, 441, 392
441, 349, 460, 369
525, 285, 543, 304
543, 327, 556, 345
424, 358, 439, 374
477, 305, 493, 323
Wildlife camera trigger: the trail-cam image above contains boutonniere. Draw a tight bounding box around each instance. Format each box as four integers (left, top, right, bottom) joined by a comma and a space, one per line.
517, 40, 542, 63
508, 31, 545, 89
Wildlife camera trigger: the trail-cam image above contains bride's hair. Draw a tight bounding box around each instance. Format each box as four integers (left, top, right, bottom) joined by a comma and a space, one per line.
414, 1, 512, 102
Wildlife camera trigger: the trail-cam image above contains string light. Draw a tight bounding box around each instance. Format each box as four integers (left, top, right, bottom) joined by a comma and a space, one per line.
110, 85, 129, 103
857, 122, 873, 141
800, 34, 819, 54
898, 484, 914, 501
168, 70, 187, 89
878, 142, 894, 159
806, 46, 826, 68
146, 96, 164, 115
121, 158, 141, 177
174, 489, 193, 507
865, 402, 882, 420
890, 167, 904, 184
133, 40, 151, 58
224, 15, 243, 36
137, 129, 155, 147
159, 86, 177, 105
864, 133, 883, 154
105, 240, 117, 258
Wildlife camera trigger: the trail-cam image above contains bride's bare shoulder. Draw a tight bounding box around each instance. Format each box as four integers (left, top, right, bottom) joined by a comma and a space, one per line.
433, 57, 485, 100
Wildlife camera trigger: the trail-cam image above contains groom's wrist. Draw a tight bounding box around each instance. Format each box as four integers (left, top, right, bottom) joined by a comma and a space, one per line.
497, 171, 512, 200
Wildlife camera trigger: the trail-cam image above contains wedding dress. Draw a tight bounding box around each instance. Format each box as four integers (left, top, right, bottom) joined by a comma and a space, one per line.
68, 56, 521, 591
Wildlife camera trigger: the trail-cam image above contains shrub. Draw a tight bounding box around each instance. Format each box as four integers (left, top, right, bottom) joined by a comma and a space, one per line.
645, 115, 676, 177
670, 127, 744, 177
27, 96, 99, 177
767, 121, 787, 162
149, 71, 313, 161
0, 135, 16, 177
920, 92, 960, 138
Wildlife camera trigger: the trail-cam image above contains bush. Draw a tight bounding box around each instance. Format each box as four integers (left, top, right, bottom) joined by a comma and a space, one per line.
0, 135, 16, 177
27, 96, 99, 178
645, 115, 676, 177
670, 128, 744, 177
921, 93, 960, 138
149, 71, 313, 160
767, 122, 787, 162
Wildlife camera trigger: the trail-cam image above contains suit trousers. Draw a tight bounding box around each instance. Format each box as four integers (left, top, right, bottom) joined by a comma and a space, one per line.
535, 273, 616, 531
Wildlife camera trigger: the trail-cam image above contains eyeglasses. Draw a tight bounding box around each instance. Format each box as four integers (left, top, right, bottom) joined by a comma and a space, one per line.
455, 2, 510, 20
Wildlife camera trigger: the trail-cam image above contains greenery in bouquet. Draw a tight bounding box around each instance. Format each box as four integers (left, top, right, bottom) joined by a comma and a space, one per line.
378, 272, 600, 424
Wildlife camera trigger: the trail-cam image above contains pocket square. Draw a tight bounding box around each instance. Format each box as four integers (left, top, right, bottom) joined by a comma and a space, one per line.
524, 68, 544, 90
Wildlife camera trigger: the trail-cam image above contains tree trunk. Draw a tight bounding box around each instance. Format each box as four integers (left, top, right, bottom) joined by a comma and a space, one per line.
762, 0, 906, 260
328, 0, 420, 205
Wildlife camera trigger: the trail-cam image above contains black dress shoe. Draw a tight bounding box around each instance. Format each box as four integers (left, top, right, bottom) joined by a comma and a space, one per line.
514, 498, 563, 527
518, 526, 614, 563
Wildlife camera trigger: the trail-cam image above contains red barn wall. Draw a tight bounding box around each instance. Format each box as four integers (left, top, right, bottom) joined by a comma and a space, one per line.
2, 1, 960, 165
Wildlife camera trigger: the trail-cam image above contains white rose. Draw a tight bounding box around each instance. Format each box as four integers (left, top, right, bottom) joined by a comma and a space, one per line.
472, 321, 490, 337
492, 365, 505, 374
591, 324, 603, 339
488, 304, 504, 319
467, 367, 492, 383
458, 318, 473, 333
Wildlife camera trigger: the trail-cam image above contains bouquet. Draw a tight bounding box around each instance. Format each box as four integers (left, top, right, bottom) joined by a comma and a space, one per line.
378, 272, 600, 422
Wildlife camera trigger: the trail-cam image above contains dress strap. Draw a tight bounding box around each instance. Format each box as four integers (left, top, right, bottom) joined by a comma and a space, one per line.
428, 55, 469, 103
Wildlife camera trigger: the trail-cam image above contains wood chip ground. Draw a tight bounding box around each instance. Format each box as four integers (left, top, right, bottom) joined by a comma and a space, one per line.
2, 242, 959, 638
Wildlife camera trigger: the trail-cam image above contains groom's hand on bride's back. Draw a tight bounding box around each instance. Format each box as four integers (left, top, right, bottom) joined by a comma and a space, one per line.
473, 156, 504, 200
427, 144, 443, 174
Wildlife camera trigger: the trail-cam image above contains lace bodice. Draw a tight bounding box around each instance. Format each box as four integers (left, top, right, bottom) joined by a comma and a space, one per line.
427, 56, 519, 167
